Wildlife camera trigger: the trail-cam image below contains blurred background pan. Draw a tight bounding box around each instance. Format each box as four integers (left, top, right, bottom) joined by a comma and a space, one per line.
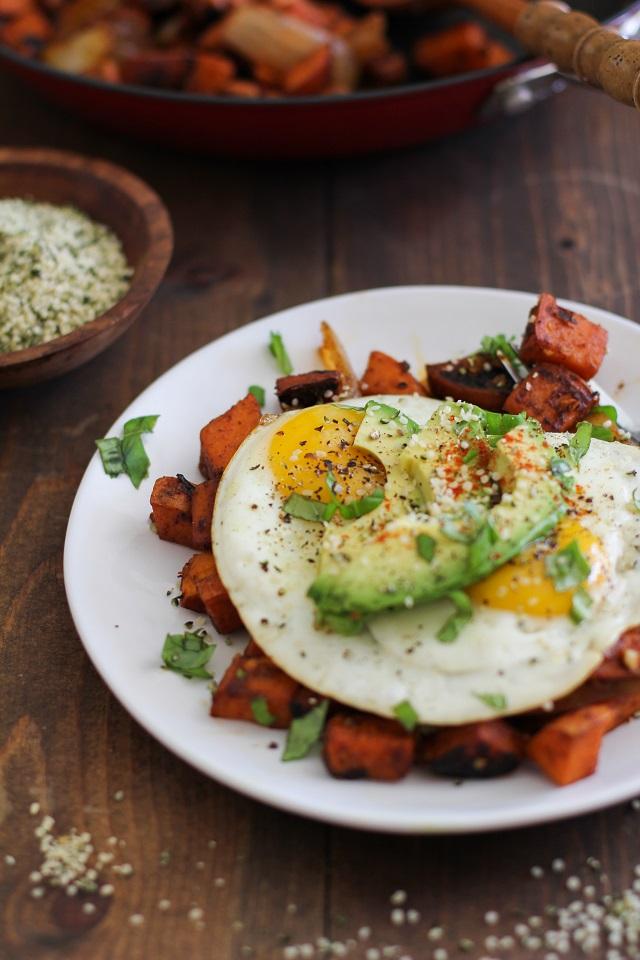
0, 0, 638, 157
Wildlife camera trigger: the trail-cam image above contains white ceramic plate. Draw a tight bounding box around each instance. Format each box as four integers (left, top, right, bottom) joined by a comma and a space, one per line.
64, 286, 640, 834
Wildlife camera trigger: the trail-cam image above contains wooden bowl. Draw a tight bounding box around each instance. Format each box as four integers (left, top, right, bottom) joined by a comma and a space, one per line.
0, 148, 173, 389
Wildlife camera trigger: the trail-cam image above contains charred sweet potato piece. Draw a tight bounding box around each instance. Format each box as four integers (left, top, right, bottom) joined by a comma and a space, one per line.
414, 21, 499, 77
185, 52, 235, 92
323, 712, 415, 781
527, 692, 640, 785
276, 370, 342, 410
1, 10, 51, 53
199, 392, 261, 480
594, 626, 640, 681
419, 721, 524, 778
119, 47, 192, 88
179, 551, 212, 613
191, 478, 218, 551
360, 351, 427, 397
503, 362, 597, 432
150, 474, 195, 548
318, 321, 359, 398
427, 353, 512, 411
520, 293, 608, 381
211, 652, 300, 727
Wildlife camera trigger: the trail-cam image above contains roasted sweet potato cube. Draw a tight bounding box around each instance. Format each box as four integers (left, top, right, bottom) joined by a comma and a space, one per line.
503, 362, 597, 432
419, 721, 524, 778
276, 370, 342, 410
179, 552, 213, 613
520, 293, 608, 381
185, 52, 235, 92
527, 692, 640, 785
360, 351, 427, 397
323, 712, 415, 781
199, 393, 261, 480
1, 10, 50, 54
413, 22, 491, 76
594, 626, 640, 681
197, 563, 243, 634
427, 353, 512, 412
150, 475, 195, 548
211, 653, 300, 727
191, 478, 218, 551
0, 0, 36, 19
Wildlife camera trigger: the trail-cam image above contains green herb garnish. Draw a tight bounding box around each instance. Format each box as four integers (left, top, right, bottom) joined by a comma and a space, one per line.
550, 456, 575, 489
161, 628, 214, 680
474, 692, 508, 711
284, 473, 384, 524
568, 421, 592, 467
463, 448, 479, 464
416, 534, 436, 562
570, 586, 593, 625
480, 334, 529, 380
545, 540, 591, 592
282, 700, 329, 761
393, 700, 419, 731
251, 696, 276, 727
283, 494, 331, 523
592, 404, 618, 423
268, 332, 293, 375
481, 409, 527, 437
248, 384, 266, 406
437, 590, 473, 643
591, 424, 615, 442
96, 414, 159, 489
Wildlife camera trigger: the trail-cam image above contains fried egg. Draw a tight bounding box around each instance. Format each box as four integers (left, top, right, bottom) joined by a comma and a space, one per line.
213, 396, 640, 725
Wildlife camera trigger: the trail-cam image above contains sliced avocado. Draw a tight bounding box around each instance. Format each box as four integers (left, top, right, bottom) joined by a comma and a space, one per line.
309, 411, 566, 634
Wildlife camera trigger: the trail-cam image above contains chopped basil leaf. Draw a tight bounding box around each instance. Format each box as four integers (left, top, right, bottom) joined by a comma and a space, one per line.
474, 691, 508, 711
251, 696, 276, 727
550, 456, 574, 489
161, 629, 214, 680
634, 488, 640, 513
591, 424, 614, 442
282, 700, 329, 761
393, 699, 419, 731
96, 415, 159, 488
365, 400, 420, 435
248, 384, 266, 407
416, 533, 436, 562
570, 586, 593, 625
568, 421, 592, 466
437, 590, 473, 643
463, 448, 479, 464
268, 331, 293, 375
545, 540, 591, 592
338, 488, 385, 519
592, 404, 619, 424
480, 334, 529, 380
482, 410, 527, 437
95, 437, 125, 477
283, 493, 330, 522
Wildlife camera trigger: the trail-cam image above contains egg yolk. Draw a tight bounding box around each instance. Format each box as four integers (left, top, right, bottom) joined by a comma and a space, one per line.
268, 406, 385, 503
468, 519, 607, 617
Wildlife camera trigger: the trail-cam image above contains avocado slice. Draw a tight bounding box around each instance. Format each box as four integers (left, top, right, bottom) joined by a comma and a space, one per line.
309, 407, 567, 634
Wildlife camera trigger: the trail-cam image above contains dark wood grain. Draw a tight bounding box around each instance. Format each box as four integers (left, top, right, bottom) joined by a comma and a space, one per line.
2, 75, 640, 960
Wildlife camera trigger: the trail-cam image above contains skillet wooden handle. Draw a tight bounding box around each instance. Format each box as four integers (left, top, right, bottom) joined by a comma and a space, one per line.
515, 0, 640, 107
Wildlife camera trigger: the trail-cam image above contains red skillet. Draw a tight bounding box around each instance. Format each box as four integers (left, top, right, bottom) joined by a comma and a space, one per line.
0, 0, 639, 157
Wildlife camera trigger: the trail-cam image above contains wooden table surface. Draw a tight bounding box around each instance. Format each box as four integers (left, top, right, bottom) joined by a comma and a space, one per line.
2, 73, 640, 960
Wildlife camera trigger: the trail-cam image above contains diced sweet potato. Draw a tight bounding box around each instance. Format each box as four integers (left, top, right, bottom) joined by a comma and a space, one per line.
520, 293, 608, 381
185, 52, 235, 93
594, 626, 640, 681
191, 479, 218, 551
419, 721, 524, 778
197, 561, 243, 634
225, 79, 262, 97
503, 362, 597, 432
179, 552, 212, 613
211, 652, 300, 727
427, 353, 512, 412
414, 22, 493, 77
345, 11, 388, 64
527, 692, 640, 785
150, 474, 195, 548
323, 712, 415, 781
276, 370, 342, 410
119, 47, 192, 88
283, 43, 331, 95
318, 321, 359, 398
0, 0, 35, 20
360, 350, 427, 397
199, 393, 261, 480
1, 10, 50, 53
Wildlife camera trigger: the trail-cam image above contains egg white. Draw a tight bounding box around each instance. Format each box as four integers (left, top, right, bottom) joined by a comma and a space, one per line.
213, 396, 640, 725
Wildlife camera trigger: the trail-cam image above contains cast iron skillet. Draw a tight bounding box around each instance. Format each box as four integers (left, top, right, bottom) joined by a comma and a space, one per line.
0, 0, 637, 157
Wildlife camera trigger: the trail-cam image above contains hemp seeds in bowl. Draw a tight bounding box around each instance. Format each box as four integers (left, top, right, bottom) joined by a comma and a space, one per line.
0, 198, 132, 355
